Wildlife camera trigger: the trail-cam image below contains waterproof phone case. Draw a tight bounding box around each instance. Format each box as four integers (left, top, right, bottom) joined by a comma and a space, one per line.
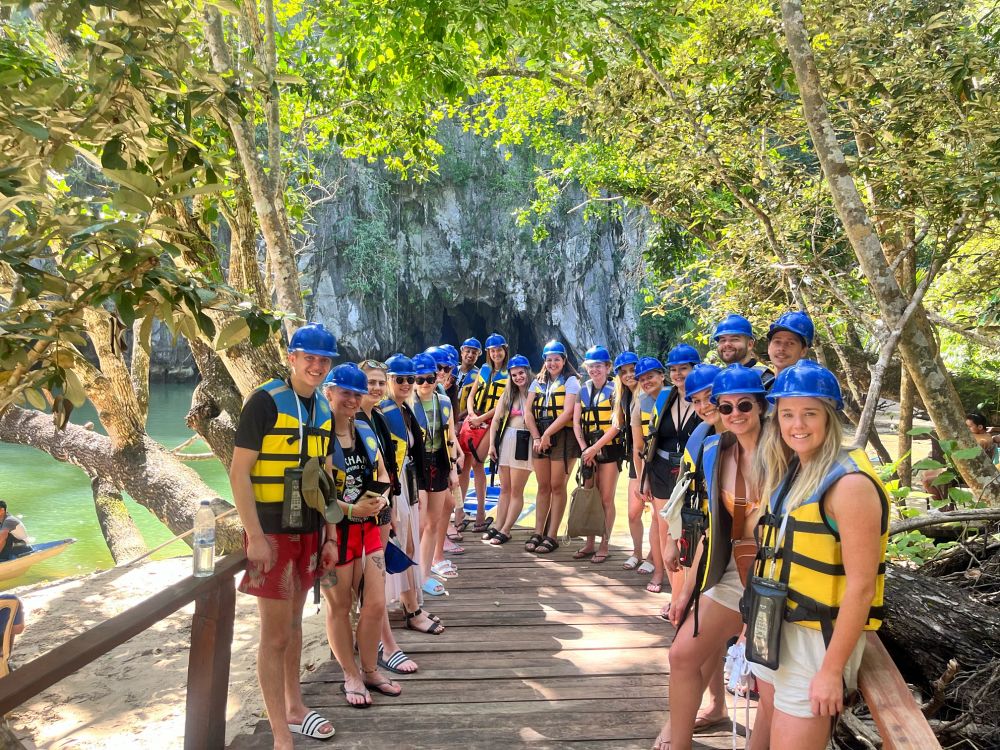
404, 464, 419, 506
744, 575, 788, 670
514, 429, 531, 461
281, 467, 307, 531
678, 506, 705, 568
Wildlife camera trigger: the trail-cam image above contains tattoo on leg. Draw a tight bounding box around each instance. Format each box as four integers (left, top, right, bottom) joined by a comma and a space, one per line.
320, 568, 338, 589
370, 554, 385, 576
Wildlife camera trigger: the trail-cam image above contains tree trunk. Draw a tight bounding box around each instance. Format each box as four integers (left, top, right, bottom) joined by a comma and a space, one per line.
91, 475, 147, 564
780, 0, 1000, 503
186, 338, 242, 468
898, 372, 915, 486
130, 318, 150, 426
82, 309, 146, 449
0, 406, 243, 552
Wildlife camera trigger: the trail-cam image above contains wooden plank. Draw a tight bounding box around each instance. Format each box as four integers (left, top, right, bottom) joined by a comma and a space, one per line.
184, 577, 236, 749
858, 632, 941, 750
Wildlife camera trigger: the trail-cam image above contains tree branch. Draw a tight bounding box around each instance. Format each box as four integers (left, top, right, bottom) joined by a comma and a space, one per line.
890, 508, 1000, 536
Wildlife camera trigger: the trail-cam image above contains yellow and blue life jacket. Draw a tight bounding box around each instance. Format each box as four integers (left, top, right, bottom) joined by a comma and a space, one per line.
533, 374, 572, 422
758, 448, 888, 643
580, 380, 615, 434
473, 364, 508, 414
456, 366, 480, 413
249, 379, 332, 505
379, 398, 410, 471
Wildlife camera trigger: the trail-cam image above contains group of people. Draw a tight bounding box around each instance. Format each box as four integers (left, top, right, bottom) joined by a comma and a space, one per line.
231, 311, 892, 750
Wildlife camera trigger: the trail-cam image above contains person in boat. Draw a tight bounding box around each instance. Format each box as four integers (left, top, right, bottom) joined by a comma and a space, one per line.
748, 360, 888, 749
229, 322, 337, 745
0, 500, 31, 562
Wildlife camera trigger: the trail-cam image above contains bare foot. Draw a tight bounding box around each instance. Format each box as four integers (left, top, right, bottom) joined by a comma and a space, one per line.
651, 725, 670, 750
342, 674, 371, 707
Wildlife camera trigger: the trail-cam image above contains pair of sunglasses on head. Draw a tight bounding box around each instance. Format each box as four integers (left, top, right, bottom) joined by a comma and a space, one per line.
393, 375, 437, 385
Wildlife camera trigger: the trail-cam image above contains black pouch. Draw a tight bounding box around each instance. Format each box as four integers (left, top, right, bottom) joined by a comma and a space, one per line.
514, 429, 531, 461
281, 467, 308, 531
743, 575, 788, 670
535, 418, 554, 457
404, 463, 419, 506
678, 506, 705, 568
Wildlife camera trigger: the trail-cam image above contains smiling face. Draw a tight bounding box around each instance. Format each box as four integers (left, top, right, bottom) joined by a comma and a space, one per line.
362, 368, 386, 409
585, 361, 609, 385
716, 334, 753, 365
689, 389, 720, 426
617, 364, 637, 389
488, 346, 506, 366
717, 393, 763, 440
776, 396, 829, 461
669, 363, 694, 391
638, 369, 665, 395
544, 354, 565, 378
510, 366, 529, 390
288, 351, 333, 393
389, 374, 414, 402
328, 385, 363, 421
436, 364, 453, 387
768, 331, 808, 374
415, 374, 437, 399
461, 347, 479, 367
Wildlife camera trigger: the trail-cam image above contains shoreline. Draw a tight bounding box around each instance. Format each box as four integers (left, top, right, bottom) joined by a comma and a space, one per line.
6, 557, 332, 749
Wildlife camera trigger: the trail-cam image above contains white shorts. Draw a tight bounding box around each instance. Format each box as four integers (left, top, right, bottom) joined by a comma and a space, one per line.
703, 559, 744, 613
751, 623, 866, 718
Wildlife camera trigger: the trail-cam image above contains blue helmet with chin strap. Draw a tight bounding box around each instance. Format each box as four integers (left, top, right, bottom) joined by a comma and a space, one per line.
767, 359, 843, 410
508, 354, 530, 370
288, 322, 338, 358
324, 363, 368, 394
484, 333, 507, 349
613, 351, 639, 373
666, 344, 701, 367
634, 356, 665, 378
460, 337, 482, 351
710, 364, 766, 404
683, 364, 723, 402
411, 353, 437, 376
582, 345, 612, 365
768, 311, 815, 347
542, 340, 567, 358
713, 314, 754, 342
385, 353, 416, 376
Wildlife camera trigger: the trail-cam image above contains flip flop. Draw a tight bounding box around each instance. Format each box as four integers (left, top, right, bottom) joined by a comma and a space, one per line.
646, 581, 663, 593
443, 541, 466, 555
446, 528, 464, 542
573, 548, 596, 559
454, 518, 472, 533
471, 516, 494, 533
422, 578, 446, 596
378, 644, 418, 674
636, 560, 655, 575
364, 676, 402, 697
590, 553, 609, 564
339, 684, 371, 709
622, 555, 640, 570
288, 710, 335, 739
693, 713, 730, 733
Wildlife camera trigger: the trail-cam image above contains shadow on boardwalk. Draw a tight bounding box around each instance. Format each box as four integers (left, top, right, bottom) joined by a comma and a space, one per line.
228, 530, 748, 749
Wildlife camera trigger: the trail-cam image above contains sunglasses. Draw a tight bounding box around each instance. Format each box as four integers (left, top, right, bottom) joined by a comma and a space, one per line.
394, 376, 416, 384
718, 399, 756, 415
360, 359, 387, 370
437, 365, 453, 372
415, 376, 436, 385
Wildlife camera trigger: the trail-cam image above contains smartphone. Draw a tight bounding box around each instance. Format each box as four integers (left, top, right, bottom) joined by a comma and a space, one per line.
363, 480, 391, 497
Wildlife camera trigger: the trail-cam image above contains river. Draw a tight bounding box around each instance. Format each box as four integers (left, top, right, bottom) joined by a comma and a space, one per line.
0, 384, 231, 590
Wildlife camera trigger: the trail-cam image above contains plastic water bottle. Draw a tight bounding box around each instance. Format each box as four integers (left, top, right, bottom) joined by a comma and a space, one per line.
192, 500, 216, 577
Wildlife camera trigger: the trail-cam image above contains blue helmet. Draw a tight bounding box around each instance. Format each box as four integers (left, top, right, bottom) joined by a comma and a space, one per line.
634, 356, 666, 378
385, 353, 416, 376
484, 332, 507, 349
461, 337, 483, 351
710, 364, 766, 403
683, 364, 723, 402
508, 354, 530, 370
288, 322, 338, 358
425, 346, 455, 369
666, 344, 701, 367
411, 353, 437, 376
582, 345, 612, 365
768, 311, 815, 347
542, 340, 567, 358
767, 359, 843, 410
613, 351, 639, 373
324, 363, 368, 394
441, 344, 460, 364
713, 314, 754, 342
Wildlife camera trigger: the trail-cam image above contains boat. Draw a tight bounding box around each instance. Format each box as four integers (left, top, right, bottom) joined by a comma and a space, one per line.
0, 539, 76, 583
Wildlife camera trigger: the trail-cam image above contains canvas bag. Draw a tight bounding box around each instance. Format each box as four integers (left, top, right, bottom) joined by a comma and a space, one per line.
566, 467, 607, 539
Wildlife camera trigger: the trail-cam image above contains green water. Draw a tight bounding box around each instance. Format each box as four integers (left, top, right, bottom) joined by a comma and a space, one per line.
0, 384, 232, 590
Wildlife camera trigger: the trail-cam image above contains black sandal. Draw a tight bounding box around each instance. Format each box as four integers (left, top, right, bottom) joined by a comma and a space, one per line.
472, 516, 494, 534
482, 527, 500, 541
534, 536, 559, 554
490, 531, 511, 545
404, 608, 445, 635
406, 607, 440, 624
524, 533, 544, 552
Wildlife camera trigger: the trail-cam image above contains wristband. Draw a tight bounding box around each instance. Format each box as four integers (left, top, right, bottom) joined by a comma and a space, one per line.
347, 504, 354, 520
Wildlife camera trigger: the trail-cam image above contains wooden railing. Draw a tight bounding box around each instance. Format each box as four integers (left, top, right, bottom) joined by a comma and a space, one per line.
0, 552, 246, 749
858, 632, 942, 750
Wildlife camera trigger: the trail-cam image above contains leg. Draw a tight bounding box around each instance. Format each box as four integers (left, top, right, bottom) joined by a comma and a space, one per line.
436, 489, 452, 563
747, 676, 775, 750
768, 707, 831, 750
694, 645, 729, 728
659, 597, 743, 750
472, 455, 488, 525
532, 457, 552, 539
421, 490, 445, 574
456, 456, 471, 529
626, 476, 645, 563
503, 468, 531, 533
492, 465, 511, 537
647, 498, 666, 592
256, 597, 298, 749
544, 457, 576, 538
357, 552, 401, 695
595, 462, 620, 557
322, 559, 369, 706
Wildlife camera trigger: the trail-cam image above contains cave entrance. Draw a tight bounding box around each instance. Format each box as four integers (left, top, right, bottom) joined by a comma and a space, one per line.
440, 304, 542, 365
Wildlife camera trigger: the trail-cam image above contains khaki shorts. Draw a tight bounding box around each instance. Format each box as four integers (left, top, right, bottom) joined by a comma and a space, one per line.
533, 427, 582, 462
751, 623, 866, 718
703, 558, 744, 613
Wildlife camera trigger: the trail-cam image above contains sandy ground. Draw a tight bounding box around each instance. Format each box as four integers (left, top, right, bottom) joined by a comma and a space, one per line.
6, 557, 335, 749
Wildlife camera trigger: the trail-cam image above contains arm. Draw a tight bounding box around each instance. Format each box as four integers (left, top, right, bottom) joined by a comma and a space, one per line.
810, 473, 883, 717
229, 447, 273, 572
573, 400, 588, 455
466, 381, 481, 422
631, 402, 648, 498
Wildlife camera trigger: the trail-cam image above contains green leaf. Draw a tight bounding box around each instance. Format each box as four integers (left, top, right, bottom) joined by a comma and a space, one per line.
930, 471, 956, 487
173, 182, 226, 200
213, 316, 251, 350
112, 188, 153, 214
24, 387, 47, 411
103, 169, 160, 198
906, 426, 933, 436
11, 117, 49, 141
951, 447, 986, 461
912, 458, 945, 471
63, 368, 87, 407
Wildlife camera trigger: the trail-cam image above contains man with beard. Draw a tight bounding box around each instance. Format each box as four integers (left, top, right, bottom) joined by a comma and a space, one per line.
712, 313, 775, 389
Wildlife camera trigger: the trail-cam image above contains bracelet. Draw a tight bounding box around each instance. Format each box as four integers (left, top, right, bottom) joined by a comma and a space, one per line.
347, 504, 353, 520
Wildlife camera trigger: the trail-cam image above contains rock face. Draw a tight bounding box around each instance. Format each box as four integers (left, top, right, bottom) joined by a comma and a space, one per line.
303, 123, 648, 365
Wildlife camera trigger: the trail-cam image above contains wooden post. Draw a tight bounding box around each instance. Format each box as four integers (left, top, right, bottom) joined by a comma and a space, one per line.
184, 576, 236, 749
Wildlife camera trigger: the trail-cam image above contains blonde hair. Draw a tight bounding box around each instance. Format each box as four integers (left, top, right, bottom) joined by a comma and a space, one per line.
753, 399, 843, 513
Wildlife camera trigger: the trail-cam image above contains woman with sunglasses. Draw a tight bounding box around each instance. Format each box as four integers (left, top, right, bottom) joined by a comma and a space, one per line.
485, 354, 535, 545
611, 352, 650, 573
642, 344, 703, 603
631, 356, 667, 592
464, 333, 510, 533
524, 340, 581, 554
652, 364, 766, 749
411, 352, 460, 594
379, 355, 443, 641
320, 364, 400, 707
571, 346, 625, 563
747, 361, 886, 750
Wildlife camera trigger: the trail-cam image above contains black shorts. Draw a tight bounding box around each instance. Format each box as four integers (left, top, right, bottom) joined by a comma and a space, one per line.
419, 448, 451, 493
647, 456, 679, 500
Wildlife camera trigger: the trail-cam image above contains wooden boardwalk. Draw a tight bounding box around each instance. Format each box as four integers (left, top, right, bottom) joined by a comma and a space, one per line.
228, 529, 748, 749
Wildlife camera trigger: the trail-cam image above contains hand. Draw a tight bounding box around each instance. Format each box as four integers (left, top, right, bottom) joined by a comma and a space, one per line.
581, 446, 597, 466
669, 591, 690, 627
809, 667, 846, 717
539, 433, 552, 451
246, 534, 275, 574
448, 469, 459, 489
663, 538, 681, 573
488, 444, 498, 462
641, 491, 653, 505
467, 414, 481, 426
355, 495, 383, 517
320, 540, 339, 572
456, 452, 465, 470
